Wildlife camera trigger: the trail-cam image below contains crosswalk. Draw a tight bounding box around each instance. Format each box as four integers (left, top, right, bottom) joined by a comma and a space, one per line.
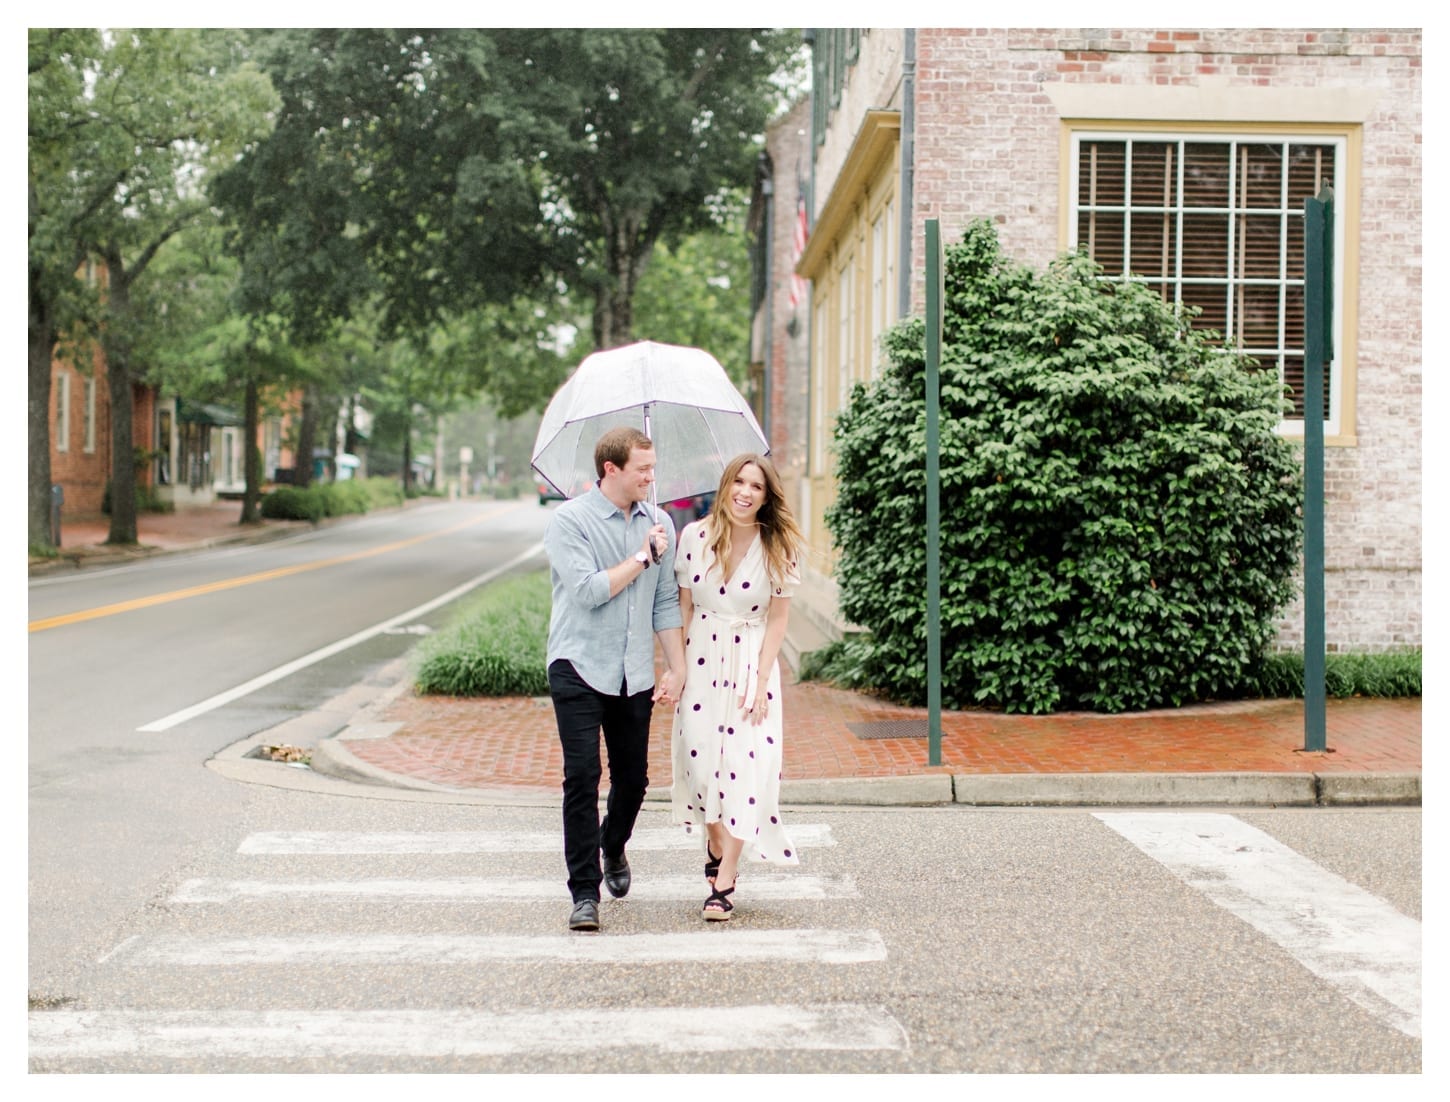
31, 823, 909, 1067
29, 813, 1422, 1067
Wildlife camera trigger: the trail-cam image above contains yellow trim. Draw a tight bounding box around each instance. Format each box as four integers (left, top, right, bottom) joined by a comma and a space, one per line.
797, 110, 900, 281
1057, 119, 1361, 446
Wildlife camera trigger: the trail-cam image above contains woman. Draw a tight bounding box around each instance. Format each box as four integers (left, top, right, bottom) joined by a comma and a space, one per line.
670, 453, 806, 920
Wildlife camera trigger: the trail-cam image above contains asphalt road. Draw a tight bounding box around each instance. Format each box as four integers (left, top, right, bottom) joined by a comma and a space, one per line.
26, 500, 1424, 1079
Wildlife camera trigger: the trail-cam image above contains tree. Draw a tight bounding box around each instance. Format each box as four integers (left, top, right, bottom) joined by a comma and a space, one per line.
214, 29, 794, 371
28, 29, 105, 551
494, 29, 795, 350
827, 221, 1304, 714
28, 29, 276, 545
87, 30, 275, 543
628, 195, 753, 381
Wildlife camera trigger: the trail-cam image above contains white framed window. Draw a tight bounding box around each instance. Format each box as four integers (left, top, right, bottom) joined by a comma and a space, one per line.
55, 371, 71, 452
1070, 131, 1346, 435
83, 376, 96, 453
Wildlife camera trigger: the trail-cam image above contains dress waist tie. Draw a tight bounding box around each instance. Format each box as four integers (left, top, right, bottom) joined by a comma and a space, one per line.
698, 607, 767, 703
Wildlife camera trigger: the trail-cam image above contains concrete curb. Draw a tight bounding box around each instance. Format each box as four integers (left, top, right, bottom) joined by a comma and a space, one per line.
949, 771, 1421, 807
952, 771, 1317, 807
780, 774, 956, 805
1316, 772, 1421, 806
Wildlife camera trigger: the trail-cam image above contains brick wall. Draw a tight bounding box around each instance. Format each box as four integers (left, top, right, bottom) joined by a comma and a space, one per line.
902, 28, 1420, 652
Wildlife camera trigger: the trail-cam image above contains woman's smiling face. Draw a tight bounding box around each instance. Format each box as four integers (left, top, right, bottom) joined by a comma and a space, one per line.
728, 463, 767, 524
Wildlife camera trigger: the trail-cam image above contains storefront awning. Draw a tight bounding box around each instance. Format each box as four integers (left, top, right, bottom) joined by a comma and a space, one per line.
176, 399, 244, 427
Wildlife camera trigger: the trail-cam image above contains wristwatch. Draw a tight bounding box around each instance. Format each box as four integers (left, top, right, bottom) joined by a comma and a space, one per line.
634, 550, 651, 568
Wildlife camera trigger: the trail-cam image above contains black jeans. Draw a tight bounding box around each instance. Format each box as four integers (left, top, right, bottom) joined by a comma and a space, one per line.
548, 659, 654, 903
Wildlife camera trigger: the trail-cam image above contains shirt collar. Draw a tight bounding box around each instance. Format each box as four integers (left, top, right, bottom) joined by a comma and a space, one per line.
586, 484, 649, 520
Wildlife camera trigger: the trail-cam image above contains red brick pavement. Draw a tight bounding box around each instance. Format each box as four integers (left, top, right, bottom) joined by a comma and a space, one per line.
349, 669, 1422, 792
37, 503, 1421, 791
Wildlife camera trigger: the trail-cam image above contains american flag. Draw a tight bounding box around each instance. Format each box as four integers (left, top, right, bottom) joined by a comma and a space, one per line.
788, 183, 808, 312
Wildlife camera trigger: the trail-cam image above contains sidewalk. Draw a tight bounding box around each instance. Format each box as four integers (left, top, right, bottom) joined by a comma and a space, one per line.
33, 503, 1423, 806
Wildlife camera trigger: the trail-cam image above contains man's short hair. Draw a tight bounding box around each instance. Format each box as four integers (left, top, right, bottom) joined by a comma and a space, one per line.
594, 426, 653, 478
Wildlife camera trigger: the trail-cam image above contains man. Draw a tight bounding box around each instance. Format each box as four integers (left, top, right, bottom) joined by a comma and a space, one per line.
543, 426, 685, 931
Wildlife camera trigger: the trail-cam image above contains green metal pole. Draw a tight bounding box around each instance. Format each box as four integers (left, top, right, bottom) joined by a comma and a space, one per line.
1302, 188, 1333, 752
925, 220, 943, 766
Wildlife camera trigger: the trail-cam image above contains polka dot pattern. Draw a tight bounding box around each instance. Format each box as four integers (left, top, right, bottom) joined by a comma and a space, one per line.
669, 518, 800, 867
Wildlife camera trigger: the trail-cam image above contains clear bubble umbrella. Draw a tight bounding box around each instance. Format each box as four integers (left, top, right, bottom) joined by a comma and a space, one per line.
530, 340, 769, 511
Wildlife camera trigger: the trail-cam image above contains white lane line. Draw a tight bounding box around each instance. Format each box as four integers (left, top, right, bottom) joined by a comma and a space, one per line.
137, 543, 544, 732
1096, 812, 1421, 1039
237, 825, 836, 854
108, 928, 887, 966
30, 1003, 909, 1059
172, 873, 858, 903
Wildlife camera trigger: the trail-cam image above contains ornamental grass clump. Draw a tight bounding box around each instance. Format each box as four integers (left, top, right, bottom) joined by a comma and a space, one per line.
413, 569, 551, 696
828, 220, 1303, 714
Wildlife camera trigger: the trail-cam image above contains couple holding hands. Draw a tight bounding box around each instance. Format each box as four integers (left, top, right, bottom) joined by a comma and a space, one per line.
542, 426, 804, 932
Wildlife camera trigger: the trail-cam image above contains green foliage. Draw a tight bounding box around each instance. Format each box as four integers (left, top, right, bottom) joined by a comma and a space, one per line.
1247, 649, 1421, 699
358, 477, 405, 510
413, 571, 552, 697
259, 485, 324, 522
827, 220, 1304, 714
259, 476, 401, 521
629, 196, 753, 385
315, 481, 371, 517
801, 639, 1421, 702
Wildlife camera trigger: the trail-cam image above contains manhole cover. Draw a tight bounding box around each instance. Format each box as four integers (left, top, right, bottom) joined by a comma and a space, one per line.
847, 720, 929, 740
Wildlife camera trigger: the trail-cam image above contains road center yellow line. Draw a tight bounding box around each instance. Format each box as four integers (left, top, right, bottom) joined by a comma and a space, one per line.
29, 509, 510, 634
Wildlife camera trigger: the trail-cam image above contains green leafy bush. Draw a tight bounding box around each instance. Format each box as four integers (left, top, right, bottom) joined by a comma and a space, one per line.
828, 220, 1303, 714
361, 477, 406, 509
317, 480, 371, 517
413, 570, 551, 696
259, 485, 324, 522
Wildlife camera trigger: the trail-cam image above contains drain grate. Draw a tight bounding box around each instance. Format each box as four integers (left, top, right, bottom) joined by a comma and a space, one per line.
847, 720, 929, 740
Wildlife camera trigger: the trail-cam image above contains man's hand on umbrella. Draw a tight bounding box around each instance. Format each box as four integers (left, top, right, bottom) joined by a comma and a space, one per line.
646, 524, 668, 563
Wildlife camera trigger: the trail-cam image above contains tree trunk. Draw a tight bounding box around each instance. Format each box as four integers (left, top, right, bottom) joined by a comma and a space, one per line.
239, 377, 262, 523
294, 384, 318, 489
401, 413, 413, 495
103, 254, 137, 545
28, 266, 58, 551
590, 212, 659, 350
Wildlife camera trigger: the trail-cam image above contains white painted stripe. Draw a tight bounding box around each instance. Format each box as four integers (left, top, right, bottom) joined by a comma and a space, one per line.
111, 928, 887, 966
1096, 812, 1421, 1039
237, 824, 836, 854
138, 542, 544, 732
30, 1003, 908, 1060
172, 873, 858, 904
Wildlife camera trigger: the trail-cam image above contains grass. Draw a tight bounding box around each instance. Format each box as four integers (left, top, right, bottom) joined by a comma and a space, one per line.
413, 569, 552, 697
799, 638, 1422, 706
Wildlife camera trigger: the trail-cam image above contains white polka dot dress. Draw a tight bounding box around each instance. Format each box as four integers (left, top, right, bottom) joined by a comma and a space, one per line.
670, 519, 800, 866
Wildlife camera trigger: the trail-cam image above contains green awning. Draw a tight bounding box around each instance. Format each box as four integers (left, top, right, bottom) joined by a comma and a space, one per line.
176, 399, 244, 427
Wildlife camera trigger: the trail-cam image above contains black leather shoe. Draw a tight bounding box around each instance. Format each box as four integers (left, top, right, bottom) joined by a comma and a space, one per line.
568, 898, 599, 931
602, 852, 631, 898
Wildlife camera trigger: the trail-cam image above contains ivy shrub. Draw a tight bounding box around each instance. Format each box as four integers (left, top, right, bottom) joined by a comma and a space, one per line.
828, 220, 1303, 714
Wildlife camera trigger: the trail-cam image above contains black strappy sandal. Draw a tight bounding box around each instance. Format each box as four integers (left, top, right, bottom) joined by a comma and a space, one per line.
705, 844, 722, 885
702, 882, 735, 921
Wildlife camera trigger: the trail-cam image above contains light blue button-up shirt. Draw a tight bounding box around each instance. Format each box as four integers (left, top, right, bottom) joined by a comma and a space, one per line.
544, 485, 683, 697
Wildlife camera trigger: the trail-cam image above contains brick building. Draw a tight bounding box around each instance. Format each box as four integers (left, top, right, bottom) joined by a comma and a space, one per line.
753, 28, 1421, 662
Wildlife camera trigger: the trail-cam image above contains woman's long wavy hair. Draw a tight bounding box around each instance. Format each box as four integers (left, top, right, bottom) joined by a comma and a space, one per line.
702, 453, 805, 589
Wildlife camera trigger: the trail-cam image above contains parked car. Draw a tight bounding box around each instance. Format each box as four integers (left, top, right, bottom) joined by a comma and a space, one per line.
538, 482, 567, 506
